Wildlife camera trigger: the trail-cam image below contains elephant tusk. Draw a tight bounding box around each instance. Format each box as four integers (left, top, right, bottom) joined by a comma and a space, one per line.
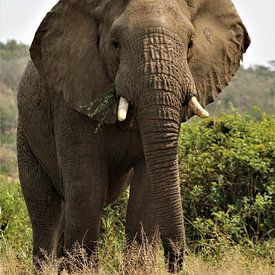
188, 96, 209, 118
118, 97, 129, 122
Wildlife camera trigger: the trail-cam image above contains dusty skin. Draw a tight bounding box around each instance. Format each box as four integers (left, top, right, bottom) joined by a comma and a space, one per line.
17, 0, 249, 272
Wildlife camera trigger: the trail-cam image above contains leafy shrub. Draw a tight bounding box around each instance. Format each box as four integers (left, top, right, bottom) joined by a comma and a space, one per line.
179, 112, 275, 255
0, 175, 32, 262
100, 189, 129, 252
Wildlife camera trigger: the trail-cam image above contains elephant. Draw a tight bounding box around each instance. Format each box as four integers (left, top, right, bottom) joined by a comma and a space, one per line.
17, 0, 250, 272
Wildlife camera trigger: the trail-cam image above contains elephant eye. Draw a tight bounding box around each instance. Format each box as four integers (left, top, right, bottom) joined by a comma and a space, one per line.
111, 40, 120, 49
187, 37, 194, 62
188, 38, 194, 49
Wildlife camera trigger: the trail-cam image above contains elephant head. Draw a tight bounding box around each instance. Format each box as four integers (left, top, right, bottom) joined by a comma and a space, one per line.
30, 0, 250, 270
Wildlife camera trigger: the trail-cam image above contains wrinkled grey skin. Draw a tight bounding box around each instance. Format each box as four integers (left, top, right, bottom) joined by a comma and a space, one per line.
17, 0, 249, 272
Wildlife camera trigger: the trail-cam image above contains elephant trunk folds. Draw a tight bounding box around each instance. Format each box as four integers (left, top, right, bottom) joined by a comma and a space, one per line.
137, 91, 185, 270
119, 27, 190, 270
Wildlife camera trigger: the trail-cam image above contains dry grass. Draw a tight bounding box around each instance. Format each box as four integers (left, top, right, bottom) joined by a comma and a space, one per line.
185, 249, 275, 275
1, 244, 274, 275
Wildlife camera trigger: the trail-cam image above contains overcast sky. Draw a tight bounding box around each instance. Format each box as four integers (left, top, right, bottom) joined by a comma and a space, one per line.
1, 0, 274, 67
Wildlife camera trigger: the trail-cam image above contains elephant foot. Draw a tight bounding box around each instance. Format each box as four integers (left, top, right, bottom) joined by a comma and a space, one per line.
164, 247, 185, 274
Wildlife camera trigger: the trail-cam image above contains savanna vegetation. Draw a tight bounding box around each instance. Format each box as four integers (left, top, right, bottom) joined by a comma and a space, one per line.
0, 40, 274, 274
0, 41, 29, 177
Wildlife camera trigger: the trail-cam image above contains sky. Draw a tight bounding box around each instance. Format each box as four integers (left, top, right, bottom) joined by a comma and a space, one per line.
0, 0, 274, 67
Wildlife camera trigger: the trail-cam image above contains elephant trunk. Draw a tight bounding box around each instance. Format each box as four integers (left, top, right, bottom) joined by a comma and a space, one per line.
115, 26, 192, 270
137, 91, 185, 271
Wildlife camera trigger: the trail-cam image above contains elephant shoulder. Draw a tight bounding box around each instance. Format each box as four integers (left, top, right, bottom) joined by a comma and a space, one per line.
18, 61, 55, 119
18, 61, 49, 106
17, 62, 59, 183
17, 61, 55, 139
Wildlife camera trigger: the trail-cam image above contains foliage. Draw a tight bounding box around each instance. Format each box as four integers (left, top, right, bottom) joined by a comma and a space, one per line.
0, 143, 17, 177
0, 41, 27, 177
0, 82, 17, 135
0, 82, 18, 177
179, 112, 275, 259
0, 175, 32, 263
208, 66, 275, 116
81, 86, 117, 133
81, 87, 117, 119
100, 189, 129, 249
0, 40, 29, 91
99, 190, 130, 272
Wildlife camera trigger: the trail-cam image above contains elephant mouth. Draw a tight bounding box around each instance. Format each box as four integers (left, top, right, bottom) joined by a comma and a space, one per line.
117, 95, 209, 122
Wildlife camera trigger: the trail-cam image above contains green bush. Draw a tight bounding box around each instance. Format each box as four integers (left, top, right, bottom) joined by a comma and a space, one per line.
179, 112, 275, 255
100, 190, 129, 250
0, 175, 32, 261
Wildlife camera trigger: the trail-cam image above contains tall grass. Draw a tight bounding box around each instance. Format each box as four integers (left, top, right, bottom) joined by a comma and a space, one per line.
1, 244, 274, 274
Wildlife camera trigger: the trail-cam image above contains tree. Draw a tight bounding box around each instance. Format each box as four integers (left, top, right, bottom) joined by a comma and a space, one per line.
0, 40, 29, 91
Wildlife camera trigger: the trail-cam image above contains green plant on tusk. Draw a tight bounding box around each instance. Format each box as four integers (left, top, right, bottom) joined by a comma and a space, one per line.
81, 84, 117, 133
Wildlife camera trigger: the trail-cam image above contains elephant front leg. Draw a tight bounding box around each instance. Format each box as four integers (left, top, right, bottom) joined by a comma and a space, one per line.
65, 184, 106, 253
58, 139, 108, 269
17, 128, 62, 268
61, 157, 108, 270
125, 160, 159, 271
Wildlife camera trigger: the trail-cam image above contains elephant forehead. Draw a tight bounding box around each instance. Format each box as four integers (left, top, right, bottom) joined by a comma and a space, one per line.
110, 0, 192, 30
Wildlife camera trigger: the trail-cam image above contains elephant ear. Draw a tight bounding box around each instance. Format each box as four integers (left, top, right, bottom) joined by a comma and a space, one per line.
183, 0, 250, 119
30, 0, 115, 122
